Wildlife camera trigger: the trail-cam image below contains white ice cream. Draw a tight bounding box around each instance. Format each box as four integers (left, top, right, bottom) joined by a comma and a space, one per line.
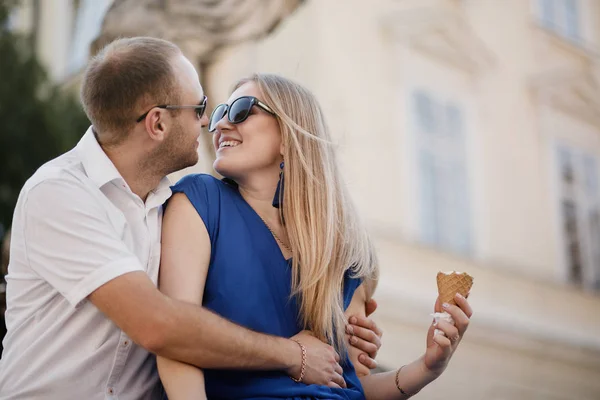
431, 312, 454, 336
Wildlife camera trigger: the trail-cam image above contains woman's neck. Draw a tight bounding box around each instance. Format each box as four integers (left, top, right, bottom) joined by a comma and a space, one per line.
236, 169, 291, 258
237, 172, 281, 226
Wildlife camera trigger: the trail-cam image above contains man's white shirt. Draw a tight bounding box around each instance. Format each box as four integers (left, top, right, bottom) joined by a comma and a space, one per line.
0, 127, 172, 399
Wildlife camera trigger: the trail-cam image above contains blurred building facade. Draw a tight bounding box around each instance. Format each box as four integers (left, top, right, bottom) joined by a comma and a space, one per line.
8, 0, 600, 398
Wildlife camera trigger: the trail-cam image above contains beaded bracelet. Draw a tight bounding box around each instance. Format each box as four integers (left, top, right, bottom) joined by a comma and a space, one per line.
290, 339, 307, 383
395, 365, 420, 398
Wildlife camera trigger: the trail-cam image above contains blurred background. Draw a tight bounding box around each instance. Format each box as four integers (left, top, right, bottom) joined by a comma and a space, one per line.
1, 0, 600, 398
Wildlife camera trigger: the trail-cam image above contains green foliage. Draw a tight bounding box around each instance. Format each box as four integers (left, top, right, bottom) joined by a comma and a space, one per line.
0, 0, 90, 231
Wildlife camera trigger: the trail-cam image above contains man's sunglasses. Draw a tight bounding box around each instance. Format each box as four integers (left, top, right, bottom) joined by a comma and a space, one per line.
208, 96, 276, 133
136, 95, 208, 123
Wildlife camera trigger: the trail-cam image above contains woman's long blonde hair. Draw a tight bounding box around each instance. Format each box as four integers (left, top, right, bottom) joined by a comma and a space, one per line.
234, 74, 379, 352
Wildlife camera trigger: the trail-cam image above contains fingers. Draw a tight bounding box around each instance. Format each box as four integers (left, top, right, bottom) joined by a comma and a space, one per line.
432, 331, 453, 355
351, 322, 383, 346
330, 371, 347, 388
432, 318, 454, 355
333, 350, 341, 363
441, 298, 471, 336
435, 320, 459, 343
454, 293, 473, 318
334, 362, 343, 376
353, 363, 371, 378
358, 352, 378, 370
347, 333, 379, 358
348, 315, 383, 338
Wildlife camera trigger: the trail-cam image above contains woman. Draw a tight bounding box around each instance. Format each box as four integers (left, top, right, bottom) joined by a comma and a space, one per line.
157, 74, 472, 399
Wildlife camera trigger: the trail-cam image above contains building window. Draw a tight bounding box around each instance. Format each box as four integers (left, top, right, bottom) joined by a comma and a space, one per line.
67, 0, 112, 75
412, 91, 473, 256
538, 0, 581, 42
556, 144, 600, 290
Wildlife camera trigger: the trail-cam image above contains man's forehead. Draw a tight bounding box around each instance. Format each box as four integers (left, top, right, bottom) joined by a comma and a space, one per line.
173, 57, 203, 100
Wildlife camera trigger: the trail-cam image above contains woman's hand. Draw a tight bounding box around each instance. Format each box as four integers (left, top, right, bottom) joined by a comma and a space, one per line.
422, 293, 473, 375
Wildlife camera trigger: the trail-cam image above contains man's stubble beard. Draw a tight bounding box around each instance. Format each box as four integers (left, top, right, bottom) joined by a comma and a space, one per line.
147, 121, 199, 177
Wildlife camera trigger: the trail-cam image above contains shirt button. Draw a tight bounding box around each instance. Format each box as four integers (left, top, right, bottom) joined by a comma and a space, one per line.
123, 340, 130, 347
107, 387, 114, 395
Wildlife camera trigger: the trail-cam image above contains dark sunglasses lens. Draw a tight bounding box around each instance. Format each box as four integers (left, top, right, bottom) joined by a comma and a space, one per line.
209, 104, 227, 132
229, 97, 253, 124
196, 104, 206, 119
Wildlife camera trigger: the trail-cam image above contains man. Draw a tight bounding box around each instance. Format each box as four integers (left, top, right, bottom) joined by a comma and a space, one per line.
0, 37, 381, 399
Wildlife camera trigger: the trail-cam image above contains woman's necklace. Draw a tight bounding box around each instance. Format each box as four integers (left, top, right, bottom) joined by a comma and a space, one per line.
258, 216, 292, 253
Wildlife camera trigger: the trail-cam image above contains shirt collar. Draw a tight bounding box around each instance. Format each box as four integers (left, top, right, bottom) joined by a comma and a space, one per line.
76, 126, 173, 207
77, 126, 122, 189
146, 177, 173, 209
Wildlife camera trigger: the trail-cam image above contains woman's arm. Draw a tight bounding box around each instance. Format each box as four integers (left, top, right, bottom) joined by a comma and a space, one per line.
347, 285, 473, 399
360, 358, 438, 399
156, 193, 211, 400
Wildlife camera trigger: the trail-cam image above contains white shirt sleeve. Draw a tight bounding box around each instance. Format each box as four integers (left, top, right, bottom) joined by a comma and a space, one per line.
22, 178, 144, 307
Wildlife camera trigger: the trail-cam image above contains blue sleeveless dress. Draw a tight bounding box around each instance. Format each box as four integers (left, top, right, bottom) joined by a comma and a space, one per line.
170, 174, 365, 400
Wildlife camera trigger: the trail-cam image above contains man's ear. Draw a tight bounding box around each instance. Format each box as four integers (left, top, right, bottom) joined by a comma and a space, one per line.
144, 108, 167, 141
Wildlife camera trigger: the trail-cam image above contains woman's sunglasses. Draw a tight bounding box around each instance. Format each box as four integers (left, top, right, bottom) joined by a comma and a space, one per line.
208, 96, 276, 133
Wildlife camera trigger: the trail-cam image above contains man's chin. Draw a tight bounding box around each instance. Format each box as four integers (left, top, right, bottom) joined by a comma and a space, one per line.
168, 155, 198, 175
183, 156, 199, 171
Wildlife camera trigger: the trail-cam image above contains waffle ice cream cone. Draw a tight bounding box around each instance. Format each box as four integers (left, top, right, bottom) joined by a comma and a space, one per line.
436, 271, 474, 306
432, 271, 474, 336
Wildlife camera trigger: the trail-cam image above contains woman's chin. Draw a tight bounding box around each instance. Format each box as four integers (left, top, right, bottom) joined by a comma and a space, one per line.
213, 161, 236, 180
213, 160, 225, 175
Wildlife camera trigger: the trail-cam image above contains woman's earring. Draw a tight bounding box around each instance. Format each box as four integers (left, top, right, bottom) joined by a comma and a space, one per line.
272, 161, 284, 209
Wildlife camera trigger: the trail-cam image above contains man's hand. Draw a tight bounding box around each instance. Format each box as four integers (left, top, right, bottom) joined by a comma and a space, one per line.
347, 298, 383, 375
288, 331, 346, 388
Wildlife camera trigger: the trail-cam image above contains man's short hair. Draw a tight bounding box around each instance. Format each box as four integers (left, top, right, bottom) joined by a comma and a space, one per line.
80, 37, 182, 145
